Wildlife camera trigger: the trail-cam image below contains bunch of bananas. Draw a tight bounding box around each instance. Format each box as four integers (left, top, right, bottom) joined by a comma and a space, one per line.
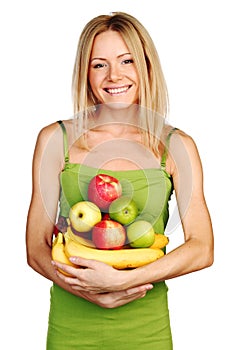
52, 226, 169, 271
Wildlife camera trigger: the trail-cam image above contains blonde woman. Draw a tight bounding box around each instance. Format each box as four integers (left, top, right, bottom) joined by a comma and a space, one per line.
26, 12, 214, 349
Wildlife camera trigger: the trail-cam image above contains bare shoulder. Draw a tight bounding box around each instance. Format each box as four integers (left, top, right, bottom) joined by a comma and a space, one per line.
36, 121, 62, 143
32, 121, 66, 167
38, 119, 78, 146
35, 119, 73, 147
167, 127, 202, 175
170, 128, 200, 155
163, 124, 196, 145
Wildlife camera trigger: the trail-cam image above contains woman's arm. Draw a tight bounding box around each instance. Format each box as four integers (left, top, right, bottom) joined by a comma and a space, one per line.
26, 122, 66, 281
129, 131, 214, 285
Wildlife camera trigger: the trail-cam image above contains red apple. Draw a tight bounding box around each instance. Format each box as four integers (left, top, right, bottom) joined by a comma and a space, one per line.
88, 174, 122, 211
92, 219, 126, 250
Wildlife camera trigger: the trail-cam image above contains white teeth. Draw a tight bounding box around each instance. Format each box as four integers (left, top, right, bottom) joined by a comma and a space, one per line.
106, 86, 130, 94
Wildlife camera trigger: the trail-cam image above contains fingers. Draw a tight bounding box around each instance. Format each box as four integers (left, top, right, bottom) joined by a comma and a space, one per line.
125, 284, 153, 296
69, 256, 104, 269
80, 284, 154, 308
51, 259, 154, 298
52, 261, 109, 293
51, 260, 78, 276
51, 259, 110, 292
54, 272, 99, 293
52, 256, 108, 273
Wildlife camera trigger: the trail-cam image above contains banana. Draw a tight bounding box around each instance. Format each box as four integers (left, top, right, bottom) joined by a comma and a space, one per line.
66, 225, 96, 248
64, 231, 164, 269
51, 232, 76, 275
149, 233, 169, 249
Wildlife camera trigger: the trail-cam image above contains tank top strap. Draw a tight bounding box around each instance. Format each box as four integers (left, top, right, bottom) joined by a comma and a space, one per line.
57, 120, 69, 164
160, 127, 178, 170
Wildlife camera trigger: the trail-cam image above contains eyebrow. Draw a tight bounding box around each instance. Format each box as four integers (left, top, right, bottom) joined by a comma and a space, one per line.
90, 52, 131, 62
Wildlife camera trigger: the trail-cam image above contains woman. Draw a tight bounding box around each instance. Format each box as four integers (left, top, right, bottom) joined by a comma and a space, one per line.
26, 12, 214, 349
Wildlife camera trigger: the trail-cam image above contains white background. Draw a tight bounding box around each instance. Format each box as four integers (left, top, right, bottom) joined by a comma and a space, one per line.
1, 0, 232, 349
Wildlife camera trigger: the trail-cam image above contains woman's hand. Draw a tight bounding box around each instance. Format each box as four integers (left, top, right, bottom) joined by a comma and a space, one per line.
52, 256, 152, 294
52, 256, 153, 308
77, 285, 153, 309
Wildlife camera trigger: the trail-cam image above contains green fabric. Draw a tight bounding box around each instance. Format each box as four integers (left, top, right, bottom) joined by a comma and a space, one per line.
47, 283, 172, 350
46, 121, 175, 349
160, 127, 178, 170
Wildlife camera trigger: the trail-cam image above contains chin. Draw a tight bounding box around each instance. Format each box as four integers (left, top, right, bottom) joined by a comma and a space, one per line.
100, 102, 139, 111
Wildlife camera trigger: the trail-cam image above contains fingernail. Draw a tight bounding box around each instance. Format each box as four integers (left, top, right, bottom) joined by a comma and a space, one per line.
146, 284, 153, 290
69, 256, 77, 262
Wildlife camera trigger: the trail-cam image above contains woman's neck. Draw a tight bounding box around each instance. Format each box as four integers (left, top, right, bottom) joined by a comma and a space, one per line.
94, 103, 140, 126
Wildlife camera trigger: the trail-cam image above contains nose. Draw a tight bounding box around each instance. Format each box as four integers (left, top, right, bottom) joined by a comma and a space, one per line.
107, 64, 122, 82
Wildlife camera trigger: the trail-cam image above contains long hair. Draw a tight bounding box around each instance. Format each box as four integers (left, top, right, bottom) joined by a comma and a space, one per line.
72, 12, 169, 154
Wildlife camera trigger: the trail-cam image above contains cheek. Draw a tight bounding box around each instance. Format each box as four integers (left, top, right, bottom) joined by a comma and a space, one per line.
88, 72, 95, 90
89, 73, 102, 94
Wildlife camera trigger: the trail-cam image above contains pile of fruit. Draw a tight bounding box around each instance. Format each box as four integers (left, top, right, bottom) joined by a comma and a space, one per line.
52, 174, 169, 270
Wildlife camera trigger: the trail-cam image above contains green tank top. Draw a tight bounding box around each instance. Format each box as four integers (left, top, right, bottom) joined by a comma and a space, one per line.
58, 121, 176, 235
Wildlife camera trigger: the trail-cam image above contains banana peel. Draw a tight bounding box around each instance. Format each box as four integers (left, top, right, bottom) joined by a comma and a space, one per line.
51, 232, 76, 276
149, 233, 169, 249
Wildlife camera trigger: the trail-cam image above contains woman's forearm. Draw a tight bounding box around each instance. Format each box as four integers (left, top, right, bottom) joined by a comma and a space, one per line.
127, 238, 214, 288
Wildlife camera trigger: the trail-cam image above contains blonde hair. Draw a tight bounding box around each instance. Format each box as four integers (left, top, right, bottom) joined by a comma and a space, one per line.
72, 12, 169, 154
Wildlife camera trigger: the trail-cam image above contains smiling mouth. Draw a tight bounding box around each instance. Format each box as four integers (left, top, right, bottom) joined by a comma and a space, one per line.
104, 85, 132, 95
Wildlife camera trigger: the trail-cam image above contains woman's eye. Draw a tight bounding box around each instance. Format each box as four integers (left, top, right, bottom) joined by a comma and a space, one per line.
122, 59, 134, 65
93, 63, 106, 69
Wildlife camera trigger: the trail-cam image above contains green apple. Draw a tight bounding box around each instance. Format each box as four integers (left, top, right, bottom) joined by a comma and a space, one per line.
127, 220, 155, 248
69, 201, 102, 232
109, 196, 138, 225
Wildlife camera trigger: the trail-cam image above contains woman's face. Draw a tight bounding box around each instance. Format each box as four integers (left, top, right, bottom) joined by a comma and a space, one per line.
88, 30, 139, 106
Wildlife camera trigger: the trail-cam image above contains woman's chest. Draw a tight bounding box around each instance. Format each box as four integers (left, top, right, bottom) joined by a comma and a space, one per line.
69, 138, 161, 171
